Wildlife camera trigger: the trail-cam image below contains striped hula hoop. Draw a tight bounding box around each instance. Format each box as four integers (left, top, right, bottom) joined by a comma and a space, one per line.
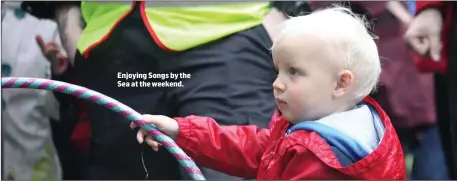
1, 77, 205, 180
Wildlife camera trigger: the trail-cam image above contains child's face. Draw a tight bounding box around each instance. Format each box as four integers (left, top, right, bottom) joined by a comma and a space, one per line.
272, 34, 344, 123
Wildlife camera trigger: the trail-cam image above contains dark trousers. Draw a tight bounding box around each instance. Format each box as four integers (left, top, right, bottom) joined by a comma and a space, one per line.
73, 3, 276, 180
50, 120, 88, 180
49, 87, 88, 180
435, 74, 456, 180
435, 4, 457, 179
409, 125, 450, 179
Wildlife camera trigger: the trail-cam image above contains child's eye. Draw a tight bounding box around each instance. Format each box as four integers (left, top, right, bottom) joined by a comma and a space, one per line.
288, 67, 298, 76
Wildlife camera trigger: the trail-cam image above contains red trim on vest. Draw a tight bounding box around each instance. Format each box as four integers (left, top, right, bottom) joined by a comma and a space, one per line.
82, 2, 137, 58
139, 1, 174, 51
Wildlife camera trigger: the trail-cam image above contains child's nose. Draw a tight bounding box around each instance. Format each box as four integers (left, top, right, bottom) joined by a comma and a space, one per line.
273, 78, 285, 92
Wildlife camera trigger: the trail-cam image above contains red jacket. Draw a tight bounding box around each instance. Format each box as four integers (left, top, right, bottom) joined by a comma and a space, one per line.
412, 2, 454, 74
175, 97, 406, 180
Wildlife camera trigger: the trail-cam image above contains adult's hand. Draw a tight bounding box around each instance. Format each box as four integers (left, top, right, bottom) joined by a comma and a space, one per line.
404, 8, 443, 61
263, 8, 288, 42
36, 34, 69, 75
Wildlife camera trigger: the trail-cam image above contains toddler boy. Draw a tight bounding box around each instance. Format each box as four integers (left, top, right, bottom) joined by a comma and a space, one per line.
133, 7, 406, 180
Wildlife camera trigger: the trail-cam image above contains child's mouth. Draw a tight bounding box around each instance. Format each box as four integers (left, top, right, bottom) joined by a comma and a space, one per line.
276, 98, 287, 105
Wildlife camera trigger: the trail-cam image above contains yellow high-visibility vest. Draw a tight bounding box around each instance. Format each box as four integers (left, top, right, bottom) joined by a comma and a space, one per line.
77, 1, 271, 56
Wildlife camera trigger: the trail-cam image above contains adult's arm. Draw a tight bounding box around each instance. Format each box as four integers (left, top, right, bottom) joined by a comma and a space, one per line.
386, 1, 414, 25
54, 3, 84, 65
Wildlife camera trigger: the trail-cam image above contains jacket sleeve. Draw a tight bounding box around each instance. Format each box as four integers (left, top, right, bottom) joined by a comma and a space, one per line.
174, 115, 271, 178
280, 145, 349, 180
415, 1, 443, 15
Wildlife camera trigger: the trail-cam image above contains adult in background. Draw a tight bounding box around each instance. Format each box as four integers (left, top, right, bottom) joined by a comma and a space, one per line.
21, 2, 90, 179
404, 1, 457, 179
362, 2, 450, 179
1, 2, 61, 180
24, 1, 289, 180
310, 1, 451, 179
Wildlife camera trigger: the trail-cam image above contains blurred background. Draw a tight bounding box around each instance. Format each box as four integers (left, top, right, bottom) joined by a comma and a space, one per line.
1, 1, 456, 180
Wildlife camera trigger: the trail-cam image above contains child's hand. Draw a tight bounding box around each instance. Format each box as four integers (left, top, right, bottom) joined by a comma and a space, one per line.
130, 114, 179, 151
35, 34, 69, 75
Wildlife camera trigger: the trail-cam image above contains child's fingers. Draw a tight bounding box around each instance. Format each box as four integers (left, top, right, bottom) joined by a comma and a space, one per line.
134, 123, 163, 151
145, 137, 160, 151
130, 122, 138, 129
136, 129, 147, 143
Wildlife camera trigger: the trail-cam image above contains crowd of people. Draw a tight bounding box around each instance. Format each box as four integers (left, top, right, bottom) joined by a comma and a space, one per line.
1, 1, 456, 180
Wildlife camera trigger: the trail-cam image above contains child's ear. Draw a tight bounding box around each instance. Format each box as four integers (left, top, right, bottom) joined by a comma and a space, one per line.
333, 70, 354, 98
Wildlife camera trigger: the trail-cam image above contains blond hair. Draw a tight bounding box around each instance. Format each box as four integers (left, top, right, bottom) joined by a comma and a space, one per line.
272, 6, 381, 102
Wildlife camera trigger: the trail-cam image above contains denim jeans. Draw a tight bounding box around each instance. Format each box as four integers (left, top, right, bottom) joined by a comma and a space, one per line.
410, 126, 450, 180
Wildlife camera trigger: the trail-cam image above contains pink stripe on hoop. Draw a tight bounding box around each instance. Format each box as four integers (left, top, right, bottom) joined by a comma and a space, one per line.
105, 102, 117, 109
159, 140, 176, 148
183, 166, 203, 175
88, 95, 102, 102
120, 110, 132, 117
73, 89, 85, 96
173, 153, 193, 161
38, 81, 51, 89
133, 120, 145, 125
3, 78, 18, 87
19, 79, 33, 88
147, 129, 162, 136
55, 85, 69, 92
